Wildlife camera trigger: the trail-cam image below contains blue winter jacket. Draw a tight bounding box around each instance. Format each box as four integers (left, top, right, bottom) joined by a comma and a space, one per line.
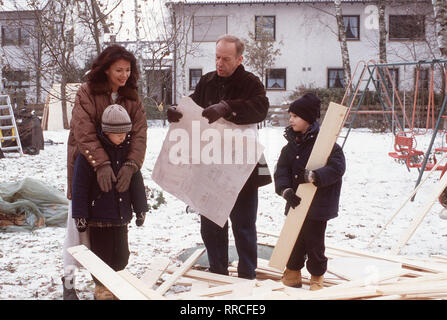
71, 130, 148, 224
274, 123, 346, 221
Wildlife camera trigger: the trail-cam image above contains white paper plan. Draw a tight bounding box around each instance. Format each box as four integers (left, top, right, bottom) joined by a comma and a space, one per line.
152, 97, 265, 227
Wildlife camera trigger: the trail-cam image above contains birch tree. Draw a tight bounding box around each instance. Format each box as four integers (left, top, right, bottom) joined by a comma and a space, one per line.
378, 0, 387, 63
334, 0, 352, 88
432, 0, 447, 58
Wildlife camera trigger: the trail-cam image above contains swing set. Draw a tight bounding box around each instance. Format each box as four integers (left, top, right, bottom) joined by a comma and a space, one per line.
340, 59, 447, 191
387, 62, 443, 173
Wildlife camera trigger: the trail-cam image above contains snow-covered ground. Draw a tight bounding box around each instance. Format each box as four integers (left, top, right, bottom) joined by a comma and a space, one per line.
1, 125, 447, 300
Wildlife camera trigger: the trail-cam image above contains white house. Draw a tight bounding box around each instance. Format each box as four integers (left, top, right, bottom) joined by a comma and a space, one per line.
166, 0, 440, 106
0, 0, 50, 105
0, 0, 106, 108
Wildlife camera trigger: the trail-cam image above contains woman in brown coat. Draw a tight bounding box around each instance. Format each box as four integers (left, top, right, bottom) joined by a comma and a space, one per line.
62, 45, 147, 300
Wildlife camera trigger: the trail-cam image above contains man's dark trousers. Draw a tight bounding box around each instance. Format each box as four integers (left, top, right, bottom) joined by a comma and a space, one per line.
200, 184, 258, 280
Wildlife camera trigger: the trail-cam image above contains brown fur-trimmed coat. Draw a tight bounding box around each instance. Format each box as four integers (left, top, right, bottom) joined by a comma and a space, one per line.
66, 81, 147, 199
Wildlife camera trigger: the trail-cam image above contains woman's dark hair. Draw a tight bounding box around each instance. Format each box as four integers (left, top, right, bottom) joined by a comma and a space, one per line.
87, 45, 139, 90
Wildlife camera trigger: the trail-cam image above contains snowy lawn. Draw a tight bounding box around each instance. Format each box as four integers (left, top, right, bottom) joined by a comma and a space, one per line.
1, 125, 446, 299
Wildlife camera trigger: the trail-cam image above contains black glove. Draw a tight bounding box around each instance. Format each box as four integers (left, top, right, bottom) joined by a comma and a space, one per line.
167, 106, 183, 123
295, 168, 315, 184
202, 101, 231, 124
282, 188, 301, 209
116, 161, 138, 193
96, 163, 117, 193
74, 218, 88, 233
135, 212, 146, 227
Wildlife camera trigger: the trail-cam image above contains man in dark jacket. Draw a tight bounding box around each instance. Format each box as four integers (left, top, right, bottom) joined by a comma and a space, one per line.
167, 34, 271, 279
274, 93, 345, 290
71, 104, 148, 299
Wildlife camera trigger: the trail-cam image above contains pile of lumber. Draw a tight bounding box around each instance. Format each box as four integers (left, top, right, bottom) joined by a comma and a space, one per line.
68, 243, 447, 300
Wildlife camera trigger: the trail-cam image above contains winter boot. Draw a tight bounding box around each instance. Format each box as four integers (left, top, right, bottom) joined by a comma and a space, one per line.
309, 274, 324, 291
62, 276, 79, 300
281, 268, 302, 288
94, 284, 115, 300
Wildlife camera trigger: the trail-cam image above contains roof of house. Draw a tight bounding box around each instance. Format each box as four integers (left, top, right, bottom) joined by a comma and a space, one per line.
166, 0, 427, 5
0, 0, 49, 12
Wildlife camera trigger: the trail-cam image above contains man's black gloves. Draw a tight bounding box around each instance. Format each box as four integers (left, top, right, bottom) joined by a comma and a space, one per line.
202, 101, 231, 124
282, 188, 302, 209
74, 217, 88, 232
135, 212, 146, 227
96, 163, 117, 193
116, 160, 138, 193
167, 106, 183, 123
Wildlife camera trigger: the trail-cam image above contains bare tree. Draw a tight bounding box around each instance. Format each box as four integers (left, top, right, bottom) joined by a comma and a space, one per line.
165, 1, 202, 102
243, 17, 283, 85
76, 0, 122, 55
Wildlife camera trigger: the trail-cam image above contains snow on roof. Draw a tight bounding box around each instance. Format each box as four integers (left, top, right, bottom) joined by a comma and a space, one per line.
0, 0, 49, 11
166, 0, 427, 4
166, 0, 375, 4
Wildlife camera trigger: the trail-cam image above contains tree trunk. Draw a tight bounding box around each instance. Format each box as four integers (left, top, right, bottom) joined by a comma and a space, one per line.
378, 0, 387, 63
90, 0, 102, 55
61, 76, 69, 129
334, 0, 352, 88
134, 0, 147, 97
432, 0, 447, 58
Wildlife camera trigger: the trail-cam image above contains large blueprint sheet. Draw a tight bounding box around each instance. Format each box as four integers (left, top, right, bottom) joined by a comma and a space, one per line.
152, 97, 264, 227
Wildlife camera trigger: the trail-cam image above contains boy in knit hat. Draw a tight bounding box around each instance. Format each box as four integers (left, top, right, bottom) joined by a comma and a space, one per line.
71, 104, 148, 299
274, 93, 346, 290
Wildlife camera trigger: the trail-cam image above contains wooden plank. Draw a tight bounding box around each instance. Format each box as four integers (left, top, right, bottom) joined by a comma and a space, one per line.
287, 285, 380, 300
177, 280, 256, 299
117, 270, 165, 300
67, 245, 147, 300
156, 248, 205, 295
327, 245, 447, 273
327, 257, 402, 281
391, 171, 447, 254
140, 257, 171, 289
430, 255, 447, 262
166, 267, 248, 285
269, 102, 347, 271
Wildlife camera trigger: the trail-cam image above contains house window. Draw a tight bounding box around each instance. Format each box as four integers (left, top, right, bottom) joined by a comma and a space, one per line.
1, 25, 31, 46
343, 15, 360, 40
189, 69, 202, 90
328, 69, 345, 88
266, 68, 286, 90
193, 16, 227, 42
255, 16, 275, 41
1, 26, 19, 46
2, 68, 30, 89
389, 15, 425, 40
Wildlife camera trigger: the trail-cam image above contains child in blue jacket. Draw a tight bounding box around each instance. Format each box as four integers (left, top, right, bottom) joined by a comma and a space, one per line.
274, 93, 345, 290
71, 104, 148, 299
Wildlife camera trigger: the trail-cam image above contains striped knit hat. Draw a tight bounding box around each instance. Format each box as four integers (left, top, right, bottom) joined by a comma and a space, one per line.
101, 104, 132, 133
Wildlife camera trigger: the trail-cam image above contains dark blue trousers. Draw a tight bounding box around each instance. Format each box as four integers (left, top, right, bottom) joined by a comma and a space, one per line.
200, 185, 258, 279
286, 219, 328, 276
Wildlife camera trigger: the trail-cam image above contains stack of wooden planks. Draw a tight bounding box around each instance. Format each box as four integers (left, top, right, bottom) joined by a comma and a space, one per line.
68, 243, 447, 300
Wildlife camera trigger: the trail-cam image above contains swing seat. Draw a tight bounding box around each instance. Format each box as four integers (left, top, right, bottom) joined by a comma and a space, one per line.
388, 134, 424, 161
